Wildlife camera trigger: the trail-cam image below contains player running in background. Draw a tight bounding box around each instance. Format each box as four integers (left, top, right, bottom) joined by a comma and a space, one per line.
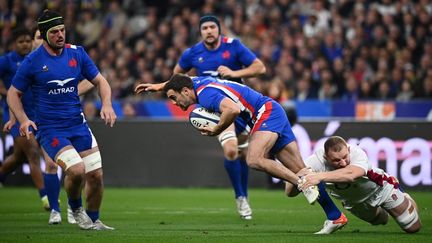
7, 10, 116, 230
289, 136, 421, 233
137, 14, 266, 219
160, 74, 341, 230
0, 27, 49, 210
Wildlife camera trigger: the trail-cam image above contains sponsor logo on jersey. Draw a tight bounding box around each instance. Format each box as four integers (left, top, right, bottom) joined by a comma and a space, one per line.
47, 78, 75, 95
47, 78, 74, 87
203, 70, 219, 77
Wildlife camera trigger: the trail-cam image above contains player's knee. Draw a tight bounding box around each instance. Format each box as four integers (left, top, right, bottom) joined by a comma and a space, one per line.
45, 161, 58, 173
370, 208, 389, 225
223, 147, 238, 160
396, 200, 421, 233
66, 163, 86, 184
86, 168, 103, 187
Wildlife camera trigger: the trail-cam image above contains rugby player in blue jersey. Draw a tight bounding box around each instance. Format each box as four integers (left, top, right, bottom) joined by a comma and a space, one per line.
137, 14, 266, 220
162, 73, 349, 233
0, 27, 49, 209
7, 10, 116, 230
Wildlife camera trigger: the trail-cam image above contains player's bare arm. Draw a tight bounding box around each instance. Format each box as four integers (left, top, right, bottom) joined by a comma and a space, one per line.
217, 59, 266, 79
91, 73, 117, 127
77, 79, 94, 96
200, 97, 240, 136
6, 86, 37, 139
300, 165, 365, 190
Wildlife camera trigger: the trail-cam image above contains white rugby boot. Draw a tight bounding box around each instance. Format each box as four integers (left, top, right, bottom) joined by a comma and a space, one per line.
315, 213, 348, 234
67, 206, 77, 224
72, 207, 94, 230
92, 219, 115, 230
48, 210, 61, 225
236, 196, 252, 220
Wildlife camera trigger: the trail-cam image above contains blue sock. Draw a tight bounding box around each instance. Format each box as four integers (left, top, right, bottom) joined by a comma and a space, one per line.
44, 173, 60, 212
239, 159, 249, 198
68, 197, 83, 211
317, 182, 341, 220
38, 188, 47, 198
86, 210, 99, 223
224, 158, 244, 198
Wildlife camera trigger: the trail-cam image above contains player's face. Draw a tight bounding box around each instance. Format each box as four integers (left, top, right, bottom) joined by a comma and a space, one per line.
166, 88, 193, 111
15, 35, 32, 56
33, 30, 43, 49
325, 145, 351, 169
200, 22, 219, 45
47, 25, 65, 49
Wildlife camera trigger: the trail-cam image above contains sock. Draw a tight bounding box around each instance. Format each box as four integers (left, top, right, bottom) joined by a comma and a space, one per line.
317, 182, 341, 220
68, 197, 83, 211
86, 210, 99, 223
224, 158, 244, 198
44, 173, 60, 212
38, 188, 47, 198
239, 158, 249, 198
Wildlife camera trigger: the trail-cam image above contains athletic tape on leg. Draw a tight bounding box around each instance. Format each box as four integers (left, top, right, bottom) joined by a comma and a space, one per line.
83, 151, 102, 173
56, 149, 82, 171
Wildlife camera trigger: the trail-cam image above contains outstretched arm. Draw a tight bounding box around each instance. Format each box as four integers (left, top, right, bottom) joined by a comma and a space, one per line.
300, 165, 365, 190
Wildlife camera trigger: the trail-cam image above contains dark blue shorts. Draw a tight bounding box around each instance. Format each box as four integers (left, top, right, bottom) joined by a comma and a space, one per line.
36, 123, 97, 160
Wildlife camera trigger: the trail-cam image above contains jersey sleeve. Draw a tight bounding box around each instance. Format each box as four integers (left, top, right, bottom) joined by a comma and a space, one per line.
348, 146, 369, 173
198, 88, 224, 112
178, 48, 193, 71
11, 57, 33, 93
79, 47, 99, 81
305, 149, 327, 172
235, 39, 257, 67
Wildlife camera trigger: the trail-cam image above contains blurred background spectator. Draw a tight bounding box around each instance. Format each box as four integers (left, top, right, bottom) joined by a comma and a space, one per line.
0, 0, 431, 118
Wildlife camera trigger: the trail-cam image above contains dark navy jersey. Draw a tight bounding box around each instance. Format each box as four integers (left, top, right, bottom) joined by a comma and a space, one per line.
0, 51, 35, 120
12, 44, 99, 130
178, 36, 257, 83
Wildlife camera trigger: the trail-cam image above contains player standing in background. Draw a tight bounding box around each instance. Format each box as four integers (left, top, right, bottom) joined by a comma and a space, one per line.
7, 10, 116, 230
289, 136, 421, 233
0, 27, 49, 210
137, 14, 266, 219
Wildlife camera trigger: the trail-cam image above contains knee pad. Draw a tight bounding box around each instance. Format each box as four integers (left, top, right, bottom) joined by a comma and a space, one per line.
396, 200, 419, 229
82, 151, 102, 173
56, 149, 82, 171
218, 131, 237, 146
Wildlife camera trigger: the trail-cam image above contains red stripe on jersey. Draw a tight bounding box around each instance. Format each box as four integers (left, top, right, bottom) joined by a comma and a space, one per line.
206, 83, 256, 116
251, 101, 272, 133
222, 36, 228, 43
367, 170, 400, 189
65, 44, 71, 48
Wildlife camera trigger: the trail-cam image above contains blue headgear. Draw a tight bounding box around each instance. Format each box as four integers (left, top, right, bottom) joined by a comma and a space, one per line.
199, 14, 221, 35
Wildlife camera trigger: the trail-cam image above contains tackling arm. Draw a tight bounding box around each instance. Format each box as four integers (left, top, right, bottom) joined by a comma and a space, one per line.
300, 165, 365, 190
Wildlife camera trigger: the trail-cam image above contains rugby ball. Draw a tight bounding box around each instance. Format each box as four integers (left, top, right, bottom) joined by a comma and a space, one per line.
189, 107, 220, 130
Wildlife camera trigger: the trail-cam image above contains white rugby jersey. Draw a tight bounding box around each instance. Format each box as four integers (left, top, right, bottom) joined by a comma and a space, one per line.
306, 145, 397, 205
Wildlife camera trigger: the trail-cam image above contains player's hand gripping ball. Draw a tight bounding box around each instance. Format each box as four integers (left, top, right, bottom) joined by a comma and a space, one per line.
189, 107, 220, 130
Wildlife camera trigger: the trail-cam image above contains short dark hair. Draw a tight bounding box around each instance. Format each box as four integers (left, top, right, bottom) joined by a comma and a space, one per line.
324, 136, 347, 155
164, 73, 194, 93
12, 27, 32, 41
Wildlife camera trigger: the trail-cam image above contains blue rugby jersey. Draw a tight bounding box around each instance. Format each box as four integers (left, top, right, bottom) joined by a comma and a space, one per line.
0, 51, 35, 121
11, 44, 99, 129
178, 36, 257, 83
192, 76, 271, 125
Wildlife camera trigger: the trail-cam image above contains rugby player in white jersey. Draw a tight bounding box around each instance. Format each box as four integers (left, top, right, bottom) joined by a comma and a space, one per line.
286, 136, 421, 233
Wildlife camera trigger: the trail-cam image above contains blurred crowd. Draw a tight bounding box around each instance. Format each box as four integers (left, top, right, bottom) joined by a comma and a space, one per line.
1, 0, 432, 118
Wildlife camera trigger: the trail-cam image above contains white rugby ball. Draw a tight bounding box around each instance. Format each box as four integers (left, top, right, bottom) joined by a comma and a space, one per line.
189, 107, 220, 130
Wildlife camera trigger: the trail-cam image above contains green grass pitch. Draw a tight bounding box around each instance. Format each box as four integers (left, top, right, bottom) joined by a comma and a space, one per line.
0, 187, 430, 242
